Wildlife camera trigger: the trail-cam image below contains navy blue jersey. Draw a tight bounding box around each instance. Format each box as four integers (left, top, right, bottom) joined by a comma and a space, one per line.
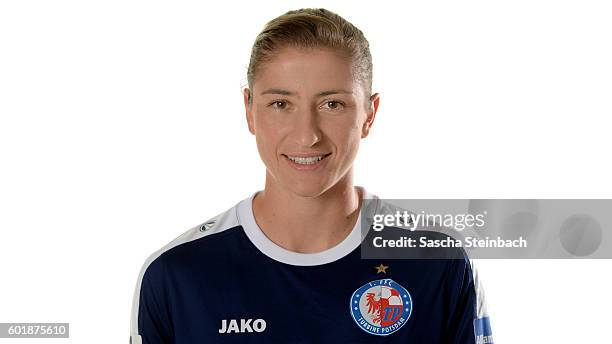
130, 187, 493, 343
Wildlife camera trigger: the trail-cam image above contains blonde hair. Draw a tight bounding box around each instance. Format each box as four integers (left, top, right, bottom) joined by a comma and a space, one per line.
246, 8, 373, 103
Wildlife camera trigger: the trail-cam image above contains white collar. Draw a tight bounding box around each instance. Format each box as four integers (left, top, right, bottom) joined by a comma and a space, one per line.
236, 186, 380, 266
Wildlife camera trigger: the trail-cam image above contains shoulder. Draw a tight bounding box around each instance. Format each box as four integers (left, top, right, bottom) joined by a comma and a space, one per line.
139, 201, 243, 274
130, 200, 244, 334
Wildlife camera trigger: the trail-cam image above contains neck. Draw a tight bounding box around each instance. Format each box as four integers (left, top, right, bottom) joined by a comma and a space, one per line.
252, 171, 362, 253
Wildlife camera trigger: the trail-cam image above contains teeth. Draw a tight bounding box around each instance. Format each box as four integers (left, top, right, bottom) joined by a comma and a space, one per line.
286, 155, 326, 164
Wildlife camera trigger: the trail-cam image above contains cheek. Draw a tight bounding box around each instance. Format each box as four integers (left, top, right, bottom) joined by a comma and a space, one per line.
255, 129, 274, 158
344, 134, 362, 158
332, 113, 362, 137
329, 120, 362, 156
254, 116, 284, 160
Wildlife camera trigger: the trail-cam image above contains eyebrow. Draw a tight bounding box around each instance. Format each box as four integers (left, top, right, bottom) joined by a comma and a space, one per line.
259, 88, 353, 97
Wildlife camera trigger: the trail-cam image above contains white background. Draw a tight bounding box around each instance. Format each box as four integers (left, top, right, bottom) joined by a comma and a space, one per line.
1, 0, 611, 343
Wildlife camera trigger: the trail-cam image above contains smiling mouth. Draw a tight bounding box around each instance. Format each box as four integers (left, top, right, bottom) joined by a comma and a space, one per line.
282, 153, 332, 165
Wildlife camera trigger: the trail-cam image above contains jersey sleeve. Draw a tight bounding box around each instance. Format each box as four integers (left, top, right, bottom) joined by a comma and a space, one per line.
130, 253, 174, 344
445, 258, 494, 344
470, 260, 494, 344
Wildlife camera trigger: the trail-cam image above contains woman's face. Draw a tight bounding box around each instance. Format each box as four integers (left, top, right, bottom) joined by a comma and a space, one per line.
244, 46, 379, 197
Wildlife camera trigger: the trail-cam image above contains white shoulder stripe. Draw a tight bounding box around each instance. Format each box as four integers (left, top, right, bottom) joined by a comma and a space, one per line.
469, 259, 489, 319
129, 202, 241, 336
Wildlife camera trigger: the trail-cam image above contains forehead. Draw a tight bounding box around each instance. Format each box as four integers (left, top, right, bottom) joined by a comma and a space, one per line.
253, 46, 358, 95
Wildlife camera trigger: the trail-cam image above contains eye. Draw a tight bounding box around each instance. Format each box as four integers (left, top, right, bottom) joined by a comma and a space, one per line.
268, 100, 288, 110
322, 100, 345, 111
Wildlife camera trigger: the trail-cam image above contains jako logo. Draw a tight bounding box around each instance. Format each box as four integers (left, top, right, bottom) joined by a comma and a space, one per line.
218, 319, 266, 334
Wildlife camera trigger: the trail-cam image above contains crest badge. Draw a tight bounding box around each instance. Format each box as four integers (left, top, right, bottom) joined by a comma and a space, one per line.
349, 279, 412, 336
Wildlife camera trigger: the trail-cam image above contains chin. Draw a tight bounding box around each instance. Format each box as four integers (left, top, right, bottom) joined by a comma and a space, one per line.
283, 180, 332, 198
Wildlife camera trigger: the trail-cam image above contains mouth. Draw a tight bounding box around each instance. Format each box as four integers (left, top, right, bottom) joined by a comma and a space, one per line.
281, 153, 332, 165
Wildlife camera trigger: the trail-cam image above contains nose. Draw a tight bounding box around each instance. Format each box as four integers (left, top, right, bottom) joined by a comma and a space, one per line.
292, 108, 322, 147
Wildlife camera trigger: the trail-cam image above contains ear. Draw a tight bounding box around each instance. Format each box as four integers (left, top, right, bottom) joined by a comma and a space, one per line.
243, 87, 255, 135
361, 92, 380, 138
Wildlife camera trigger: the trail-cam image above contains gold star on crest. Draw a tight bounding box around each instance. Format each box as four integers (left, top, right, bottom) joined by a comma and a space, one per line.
375, 263, 389, 274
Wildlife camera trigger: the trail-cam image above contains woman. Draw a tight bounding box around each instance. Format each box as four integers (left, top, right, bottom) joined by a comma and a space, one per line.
130, 8, 493, 343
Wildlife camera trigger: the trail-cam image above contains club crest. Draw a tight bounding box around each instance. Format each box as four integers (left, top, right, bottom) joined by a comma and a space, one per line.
349, 279, 412, 336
